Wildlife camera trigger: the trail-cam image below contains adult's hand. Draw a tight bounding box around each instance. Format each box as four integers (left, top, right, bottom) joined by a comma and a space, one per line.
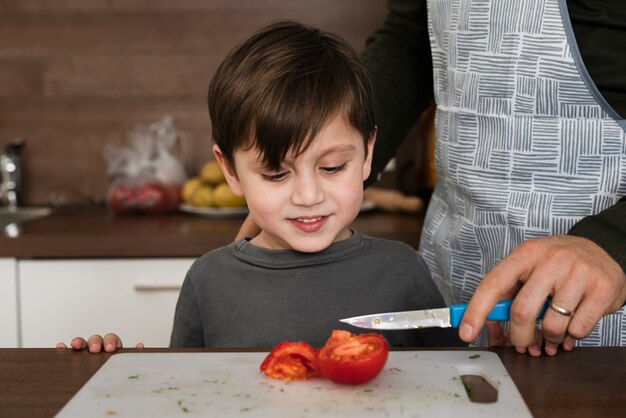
235, 214, 261, 241
459, 235, 626, 356
56, 333, 144, 353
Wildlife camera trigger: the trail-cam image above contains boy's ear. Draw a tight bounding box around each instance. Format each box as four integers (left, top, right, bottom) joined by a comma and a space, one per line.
212, 144, 244, 197
362, 130, 377, 181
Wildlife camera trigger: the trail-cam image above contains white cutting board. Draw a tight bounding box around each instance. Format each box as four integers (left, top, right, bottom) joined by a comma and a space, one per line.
55, 351, 532, 417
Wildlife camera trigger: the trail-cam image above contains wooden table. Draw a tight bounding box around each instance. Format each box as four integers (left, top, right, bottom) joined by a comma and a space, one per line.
1, 347, 624, 418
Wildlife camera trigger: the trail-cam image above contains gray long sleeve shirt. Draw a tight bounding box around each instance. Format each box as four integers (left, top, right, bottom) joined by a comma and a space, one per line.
170, 231, 464, 348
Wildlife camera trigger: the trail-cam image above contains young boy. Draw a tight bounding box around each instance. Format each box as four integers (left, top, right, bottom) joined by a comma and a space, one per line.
58, 20, 463, 351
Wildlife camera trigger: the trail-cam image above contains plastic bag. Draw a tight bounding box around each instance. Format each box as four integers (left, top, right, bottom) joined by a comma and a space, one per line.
103, 115, 187, 214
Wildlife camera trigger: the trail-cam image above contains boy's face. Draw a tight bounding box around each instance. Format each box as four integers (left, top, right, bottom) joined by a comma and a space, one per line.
214, 114, 375, 252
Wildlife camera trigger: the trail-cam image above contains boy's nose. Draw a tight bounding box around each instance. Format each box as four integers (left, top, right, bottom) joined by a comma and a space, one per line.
291, 175, 324, 207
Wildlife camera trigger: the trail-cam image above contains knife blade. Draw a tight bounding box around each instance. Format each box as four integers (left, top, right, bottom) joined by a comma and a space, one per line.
339, 299, 550, 330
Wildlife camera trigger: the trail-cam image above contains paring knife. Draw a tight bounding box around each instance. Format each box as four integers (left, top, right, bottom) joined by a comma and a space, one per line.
340, 299, 550, 330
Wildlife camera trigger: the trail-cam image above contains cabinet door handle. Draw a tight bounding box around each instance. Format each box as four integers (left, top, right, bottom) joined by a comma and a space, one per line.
134, 282, 182, 292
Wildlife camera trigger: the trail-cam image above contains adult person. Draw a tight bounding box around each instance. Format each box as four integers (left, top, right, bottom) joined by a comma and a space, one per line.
361, 0, 626, 355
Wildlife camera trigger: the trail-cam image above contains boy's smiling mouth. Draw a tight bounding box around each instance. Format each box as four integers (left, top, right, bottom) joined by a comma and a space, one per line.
296, 216, 323, 223
289, 215, 329, 232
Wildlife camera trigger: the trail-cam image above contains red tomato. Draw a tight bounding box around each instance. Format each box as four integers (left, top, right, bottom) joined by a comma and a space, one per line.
260, 341, 319, 381
316, 330, 389, 385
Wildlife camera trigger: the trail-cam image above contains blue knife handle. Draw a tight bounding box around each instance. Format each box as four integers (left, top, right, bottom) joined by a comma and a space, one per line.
449, 299, 550, 328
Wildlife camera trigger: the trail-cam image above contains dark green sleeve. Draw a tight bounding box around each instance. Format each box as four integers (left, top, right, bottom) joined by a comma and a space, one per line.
568, 196, 626, 275
361, 0, 434, 186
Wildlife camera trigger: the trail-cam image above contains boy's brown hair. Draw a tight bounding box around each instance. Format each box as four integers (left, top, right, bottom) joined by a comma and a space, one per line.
208, 20, 376, 172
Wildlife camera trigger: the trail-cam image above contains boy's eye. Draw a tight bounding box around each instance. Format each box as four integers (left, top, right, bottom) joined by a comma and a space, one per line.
261, 171, 288, 182
321, 163, 348, 174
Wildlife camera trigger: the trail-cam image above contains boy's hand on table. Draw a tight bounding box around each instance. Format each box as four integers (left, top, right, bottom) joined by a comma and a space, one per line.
56, 333, 144, 353
485, 321, 546, 356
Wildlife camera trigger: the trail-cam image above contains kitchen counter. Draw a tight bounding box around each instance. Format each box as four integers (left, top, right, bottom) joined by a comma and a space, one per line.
1, 347, 624, 418
0, 206, 424, 258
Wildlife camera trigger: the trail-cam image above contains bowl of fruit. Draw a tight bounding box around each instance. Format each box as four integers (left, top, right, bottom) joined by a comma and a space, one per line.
179, 161, 248, 217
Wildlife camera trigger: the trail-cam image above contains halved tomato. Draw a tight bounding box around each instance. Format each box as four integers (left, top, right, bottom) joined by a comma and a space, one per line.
316, 330, 389, 385
260, 341, 319, 381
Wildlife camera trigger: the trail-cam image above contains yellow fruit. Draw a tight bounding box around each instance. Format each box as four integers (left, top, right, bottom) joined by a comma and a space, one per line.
200, 161, 226, 185
189, 185, 215, 207
181, 177, 203, 203
213, 182, 246, 207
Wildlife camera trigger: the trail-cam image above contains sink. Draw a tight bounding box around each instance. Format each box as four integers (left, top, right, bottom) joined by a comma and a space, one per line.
0, 206, 52, 229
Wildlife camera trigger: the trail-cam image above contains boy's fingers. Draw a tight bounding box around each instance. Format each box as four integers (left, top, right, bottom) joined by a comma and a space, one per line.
562, 335, 576, 351
103, 333, 123, 353
135, 342, 145, 349
523, 328, 544, 357
61, 335, 131, 353
512, 327, 542, 356
544, 340, 559, 356
70, 337, 89, 350
86, 335, 104, 353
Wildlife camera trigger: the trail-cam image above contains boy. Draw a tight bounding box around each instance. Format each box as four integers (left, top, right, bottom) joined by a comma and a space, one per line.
58, 20, 463, 350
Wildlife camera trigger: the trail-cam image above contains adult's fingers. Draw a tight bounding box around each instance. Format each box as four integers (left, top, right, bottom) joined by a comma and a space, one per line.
488, 322, 548, 357
464, 235, 626, 350
459, 240, 540, 342
539, 280, 583, 346
486, 321, 508, 347
503, 238, 587, 348
508, 273, 576, 348
566, 271, 625, 340
520, 236, 626, 345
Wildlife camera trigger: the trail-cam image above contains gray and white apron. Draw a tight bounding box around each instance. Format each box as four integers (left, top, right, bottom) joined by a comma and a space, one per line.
422, 0, 626, 346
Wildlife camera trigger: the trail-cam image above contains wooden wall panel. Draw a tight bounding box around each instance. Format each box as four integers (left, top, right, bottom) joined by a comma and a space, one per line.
44, 55, 213, 97
0, 58, 43, 96
0, 0, 387, 205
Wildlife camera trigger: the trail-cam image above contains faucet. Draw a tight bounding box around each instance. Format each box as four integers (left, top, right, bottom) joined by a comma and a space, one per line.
0, 138, 24, 209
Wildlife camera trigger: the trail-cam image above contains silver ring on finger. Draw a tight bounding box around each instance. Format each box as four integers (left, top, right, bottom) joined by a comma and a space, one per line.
548, 300, 574, 317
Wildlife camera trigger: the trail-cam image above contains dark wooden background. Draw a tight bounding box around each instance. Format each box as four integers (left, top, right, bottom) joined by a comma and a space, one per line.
0, 0, 388, 205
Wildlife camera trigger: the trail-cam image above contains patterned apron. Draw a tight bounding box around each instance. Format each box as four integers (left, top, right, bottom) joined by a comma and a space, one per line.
422, 0, 626, 346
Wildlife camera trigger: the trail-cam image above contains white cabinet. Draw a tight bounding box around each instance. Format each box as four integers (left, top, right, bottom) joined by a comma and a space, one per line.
19, 258, 195, 348
0, 258, 18, 347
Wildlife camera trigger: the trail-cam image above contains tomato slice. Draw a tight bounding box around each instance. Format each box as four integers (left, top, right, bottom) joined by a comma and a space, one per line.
316, 331, 389, 385
260, 341, 319, 381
